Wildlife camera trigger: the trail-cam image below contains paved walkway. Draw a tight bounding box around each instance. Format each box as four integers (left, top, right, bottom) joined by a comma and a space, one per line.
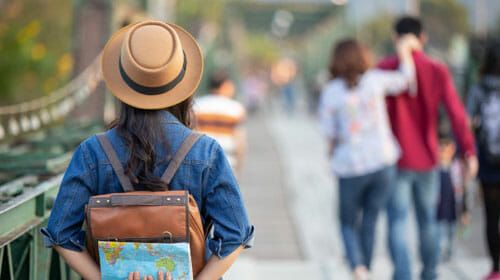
226, 109, 490, 280
237, 112, 302, 260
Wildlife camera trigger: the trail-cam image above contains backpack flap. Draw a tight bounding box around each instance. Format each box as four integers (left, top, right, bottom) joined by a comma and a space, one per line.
87, 191, 190, 243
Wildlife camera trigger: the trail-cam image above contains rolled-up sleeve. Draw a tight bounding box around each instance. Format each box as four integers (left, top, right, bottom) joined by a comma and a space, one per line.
204, 143, 254, 259
40, 142, 96, 251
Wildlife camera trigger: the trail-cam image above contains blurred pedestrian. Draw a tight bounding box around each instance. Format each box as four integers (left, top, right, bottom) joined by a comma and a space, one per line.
194, 70, 247, 175
271, 58, 297, 115
467, 41, 500, 280
319, 36, 419, 280
436, 132, 468, 262
242, 70, 268, 114
378, 16, 478, 280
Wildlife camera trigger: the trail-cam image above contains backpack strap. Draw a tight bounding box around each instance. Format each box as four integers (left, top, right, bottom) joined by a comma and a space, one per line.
161, 133, 202, 185
97, 133, 135, 192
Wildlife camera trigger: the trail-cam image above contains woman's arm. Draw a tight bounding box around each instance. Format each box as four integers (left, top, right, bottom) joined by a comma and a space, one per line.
54, 246, 101, 280
376, 34, 420, 95
200, 142, 254, 278
195, 246, 243, 280
328, 138, 336, 157
41, 142, 99, 278
318, 85, 338, 155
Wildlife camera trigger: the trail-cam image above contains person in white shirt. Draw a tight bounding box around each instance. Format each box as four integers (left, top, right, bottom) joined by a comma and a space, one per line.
318, 35, 420, 280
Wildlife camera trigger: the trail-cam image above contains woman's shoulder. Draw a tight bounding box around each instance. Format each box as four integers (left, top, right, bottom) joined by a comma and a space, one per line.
323, 78, 345, 91
321, 79, 346, 101
185, 132, 224, 164
72, 128, 128, 165
75, 127, 223, 166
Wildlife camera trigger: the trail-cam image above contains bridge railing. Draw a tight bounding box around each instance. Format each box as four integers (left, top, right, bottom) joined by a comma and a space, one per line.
0, 55, 103, 280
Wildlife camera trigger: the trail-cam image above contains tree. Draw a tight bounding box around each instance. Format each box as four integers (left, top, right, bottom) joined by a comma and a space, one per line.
0, 0, 73, 105
358, 13, 394, 56
421, 0, 469, 51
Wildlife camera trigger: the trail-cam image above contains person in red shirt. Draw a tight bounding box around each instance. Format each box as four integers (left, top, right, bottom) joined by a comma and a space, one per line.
378, 16, 478, 280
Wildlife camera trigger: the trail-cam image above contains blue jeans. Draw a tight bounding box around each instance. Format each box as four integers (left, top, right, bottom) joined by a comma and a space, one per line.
339, 165, 395, 270
438, 221, 456, 261
386, 169, 439, 280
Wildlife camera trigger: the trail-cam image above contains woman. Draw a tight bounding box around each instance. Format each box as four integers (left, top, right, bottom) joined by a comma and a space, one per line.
468, 41, 500, 280
41, 21, 254, 280
318, 36, 419, 280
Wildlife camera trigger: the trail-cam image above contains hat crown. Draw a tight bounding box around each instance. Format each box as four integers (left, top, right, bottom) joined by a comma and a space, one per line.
120, 21, 184, 87
129, 24, 175, 69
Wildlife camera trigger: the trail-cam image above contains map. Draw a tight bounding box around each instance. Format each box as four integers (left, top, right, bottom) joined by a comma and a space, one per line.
98, 241, 193, 280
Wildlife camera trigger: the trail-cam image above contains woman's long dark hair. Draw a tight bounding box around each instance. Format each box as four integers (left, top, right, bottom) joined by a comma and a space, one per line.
110, 97, 194, 191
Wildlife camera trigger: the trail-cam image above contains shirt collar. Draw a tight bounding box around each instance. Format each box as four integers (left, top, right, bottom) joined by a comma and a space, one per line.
159, 110, 181, 125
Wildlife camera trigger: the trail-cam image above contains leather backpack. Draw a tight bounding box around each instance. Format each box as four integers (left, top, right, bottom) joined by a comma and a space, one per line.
85, 132, 206, 276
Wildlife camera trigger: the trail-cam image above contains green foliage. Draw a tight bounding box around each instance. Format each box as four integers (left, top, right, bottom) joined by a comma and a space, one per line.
421, 0, 469, 50
244, 34, 279, 66
0, 1, 73, 105
357, 13, 394, 56
176, 0, 229, 33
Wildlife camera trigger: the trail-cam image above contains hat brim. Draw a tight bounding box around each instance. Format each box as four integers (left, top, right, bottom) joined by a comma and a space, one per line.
101, 23, 203, 110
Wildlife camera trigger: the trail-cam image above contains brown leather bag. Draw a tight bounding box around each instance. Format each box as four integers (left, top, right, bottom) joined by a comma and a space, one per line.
85, 132, 206, 276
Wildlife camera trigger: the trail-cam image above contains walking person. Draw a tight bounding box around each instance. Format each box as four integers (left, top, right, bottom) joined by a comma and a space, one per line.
40, 21, 254, 280
467, 41, 500, 280
436, 132, 468, 262
194, 70, 247, 175
378, 16, 478, 280
319, 35, 419, 280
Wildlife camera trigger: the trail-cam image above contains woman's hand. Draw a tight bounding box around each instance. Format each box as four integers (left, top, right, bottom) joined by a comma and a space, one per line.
395, 34, 420, 95
461, 211, 471, 226
127, 271, 171, 280
396, 34, 421, 56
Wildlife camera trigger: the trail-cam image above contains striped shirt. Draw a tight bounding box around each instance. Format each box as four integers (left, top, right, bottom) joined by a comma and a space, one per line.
194, 95, 246, 168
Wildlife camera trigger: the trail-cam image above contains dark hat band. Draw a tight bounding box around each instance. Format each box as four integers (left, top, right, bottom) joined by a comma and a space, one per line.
118, 52, 187, 95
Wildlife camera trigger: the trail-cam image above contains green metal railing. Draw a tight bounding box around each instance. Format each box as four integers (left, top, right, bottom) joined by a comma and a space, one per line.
0, 122, 103, 279
0, 175, 81, 280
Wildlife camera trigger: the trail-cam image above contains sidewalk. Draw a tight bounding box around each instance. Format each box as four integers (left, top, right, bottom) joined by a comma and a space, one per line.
225, 109, 490, 279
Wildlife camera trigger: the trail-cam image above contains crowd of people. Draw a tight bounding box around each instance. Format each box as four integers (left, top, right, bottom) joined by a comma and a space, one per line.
319, 16, 500, 280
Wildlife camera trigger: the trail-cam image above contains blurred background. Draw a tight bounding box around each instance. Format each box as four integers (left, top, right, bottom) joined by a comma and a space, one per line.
0, 0, 499, 279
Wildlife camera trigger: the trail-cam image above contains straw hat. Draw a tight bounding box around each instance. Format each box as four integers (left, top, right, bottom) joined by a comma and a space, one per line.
101, 20, 203, 110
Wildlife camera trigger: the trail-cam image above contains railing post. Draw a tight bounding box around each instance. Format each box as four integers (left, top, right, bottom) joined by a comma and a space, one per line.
0, 247, 4, 277
29, 229, 38, 280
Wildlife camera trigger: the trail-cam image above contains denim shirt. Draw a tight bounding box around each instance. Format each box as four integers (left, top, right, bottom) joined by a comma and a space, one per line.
41, 111, 254, 259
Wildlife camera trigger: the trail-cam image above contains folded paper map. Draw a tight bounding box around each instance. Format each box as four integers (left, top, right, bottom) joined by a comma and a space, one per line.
98, 241, 193, 280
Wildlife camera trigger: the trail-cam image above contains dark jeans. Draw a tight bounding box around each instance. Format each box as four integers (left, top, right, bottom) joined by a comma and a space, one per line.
338, 165, 395, 270
482, 181, 500, 272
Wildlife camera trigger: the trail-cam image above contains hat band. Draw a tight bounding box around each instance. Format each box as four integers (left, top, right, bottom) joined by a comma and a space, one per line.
118, 52, 187, 95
